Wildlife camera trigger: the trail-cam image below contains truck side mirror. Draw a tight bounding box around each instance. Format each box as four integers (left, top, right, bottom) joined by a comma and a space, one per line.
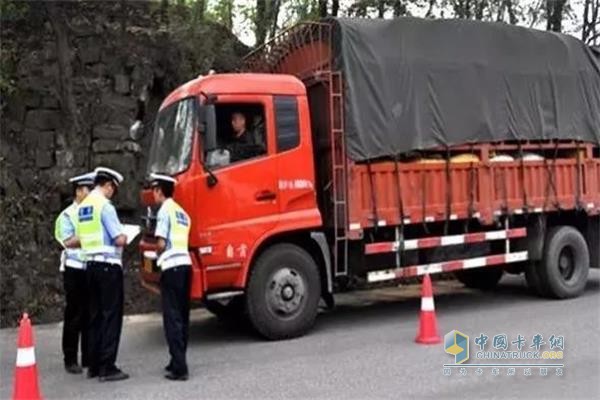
198, 104, 219, 188
201, 104, 217, 152
129, 120, 144, 140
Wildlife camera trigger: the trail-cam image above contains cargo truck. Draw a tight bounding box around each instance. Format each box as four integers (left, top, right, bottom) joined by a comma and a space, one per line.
137, 18, 600, 340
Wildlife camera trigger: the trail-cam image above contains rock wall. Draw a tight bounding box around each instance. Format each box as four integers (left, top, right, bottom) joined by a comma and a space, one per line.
0, 1, 248, 327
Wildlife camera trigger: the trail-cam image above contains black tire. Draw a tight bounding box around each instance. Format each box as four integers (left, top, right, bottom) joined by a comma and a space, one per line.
538, 226, 589, 299
524, 261, 548, 296
204, 296, 246, 322
245, 243, 321, 340
455, 267, 504, 290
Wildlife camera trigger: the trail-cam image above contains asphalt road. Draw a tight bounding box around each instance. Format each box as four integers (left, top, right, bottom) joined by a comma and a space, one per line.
1, 271, 599, 400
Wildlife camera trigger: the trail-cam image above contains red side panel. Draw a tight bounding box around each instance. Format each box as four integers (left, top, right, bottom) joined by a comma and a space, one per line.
190, 252, 205, 300
347, 145, 600, 230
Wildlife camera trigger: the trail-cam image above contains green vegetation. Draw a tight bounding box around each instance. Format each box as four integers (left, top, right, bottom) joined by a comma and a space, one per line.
150, 0, 599, 46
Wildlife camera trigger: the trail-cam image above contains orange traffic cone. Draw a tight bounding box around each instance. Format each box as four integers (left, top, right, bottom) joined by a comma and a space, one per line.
415, 274, 441, 344
13, 313, 42, 400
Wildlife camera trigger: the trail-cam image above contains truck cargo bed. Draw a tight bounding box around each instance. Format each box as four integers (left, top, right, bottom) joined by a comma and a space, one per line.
347, 145, 600, 232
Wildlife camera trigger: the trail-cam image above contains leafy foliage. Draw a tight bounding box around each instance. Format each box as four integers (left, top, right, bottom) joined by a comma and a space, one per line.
142, 1, 590, 47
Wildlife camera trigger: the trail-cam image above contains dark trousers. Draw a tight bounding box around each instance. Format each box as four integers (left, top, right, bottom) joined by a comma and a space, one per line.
86, 261, 124, 376
62, 267, 89, 367
160, 265, 191, 375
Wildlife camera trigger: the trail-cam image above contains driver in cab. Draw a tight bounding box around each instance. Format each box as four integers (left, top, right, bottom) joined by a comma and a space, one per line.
226, 111, 265, 163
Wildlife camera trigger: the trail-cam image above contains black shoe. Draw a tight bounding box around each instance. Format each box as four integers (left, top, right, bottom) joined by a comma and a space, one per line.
164, 371, 188, 381
99, 369, 129, 382
164, 364, 173, 373
87, 369, 99, 379
65, 364, 83, 374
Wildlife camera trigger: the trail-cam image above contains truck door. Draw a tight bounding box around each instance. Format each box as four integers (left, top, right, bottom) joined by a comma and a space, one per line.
272, 95, 320, 226
194, 95, 279, 268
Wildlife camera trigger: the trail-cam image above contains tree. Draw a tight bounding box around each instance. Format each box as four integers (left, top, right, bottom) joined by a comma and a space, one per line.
425, 0, 436, 17
332, 0, 340, 16
255, 0, 268, 44
546, 0, 567, 32
377, 0, 386, 17
582, 0, 600, 45
391, 0, 408, 16
351, 0, 369, 17
211, 0, 232, 29
269, 0, 282, 39
319, 0, 328, 17
497, 0, 518, 24
193, 0, 207, 24
348, 0, 411, 18
255, 0, 282, 45
444, 0, 524, 24
475, 0, 487, 19
452, 0, 473, 18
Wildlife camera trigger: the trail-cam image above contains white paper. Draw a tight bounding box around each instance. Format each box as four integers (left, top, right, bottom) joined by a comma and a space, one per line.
59, 250, 66, 272
122, 224, 141, 245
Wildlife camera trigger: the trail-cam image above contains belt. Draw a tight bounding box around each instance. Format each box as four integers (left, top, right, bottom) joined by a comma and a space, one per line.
160, 255, 192, 271
157, 248, 188, 266
65, 259, 85, 270
87, 255, 122, 266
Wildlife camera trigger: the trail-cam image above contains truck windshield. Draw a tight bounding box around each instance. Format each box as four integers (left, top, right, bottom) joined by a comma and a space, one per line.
147, 98, 197, 175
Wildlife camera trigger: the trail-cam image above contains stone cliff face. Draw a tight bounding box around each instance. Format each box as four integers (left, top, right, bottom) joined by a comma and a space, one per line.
0, 1, 248, 326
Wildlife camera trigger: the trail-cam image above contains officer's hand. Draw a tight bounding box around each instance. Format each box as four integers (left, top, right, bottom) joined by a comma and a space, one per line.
114, 234, 127, 247
63, 236, 80, 249
156, 238, 167, 254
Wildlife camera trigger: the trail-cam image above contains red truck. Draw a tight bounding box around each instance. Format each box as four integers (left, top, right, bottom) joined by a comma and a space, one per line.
138, 19, 600, 340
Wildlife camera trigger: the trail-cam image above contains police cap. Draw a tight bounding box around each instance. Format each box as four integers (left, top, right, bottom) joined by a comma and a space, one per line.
94, 167, 124, 187
69, 172, 96, 187
149, 173, 177, 188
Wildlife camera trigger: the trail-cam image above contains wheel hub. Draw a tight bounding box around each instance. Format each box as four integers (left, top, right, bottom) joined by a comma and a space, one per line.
558, 246, 575, 280
281, 285, 295, 300
267, 267, 306, 317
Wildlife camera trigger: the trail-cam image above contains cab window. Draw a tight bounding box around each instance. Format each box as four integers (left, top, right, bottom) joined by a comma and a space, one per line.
274, 96, 299, 152
205, 103, 266, 168
148, 98, 197, 175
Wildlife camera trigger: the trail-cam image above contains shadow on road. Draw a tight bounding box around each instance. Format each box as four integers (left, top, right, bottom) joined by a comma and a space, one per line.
317, 275, 599, 333
145, 274, 599, 345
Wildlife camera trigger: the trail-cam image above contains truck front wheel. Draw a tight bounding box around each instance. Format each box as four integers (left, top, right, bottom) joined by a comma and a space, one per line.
245, 243, 321, 340
538, 226, 589, 299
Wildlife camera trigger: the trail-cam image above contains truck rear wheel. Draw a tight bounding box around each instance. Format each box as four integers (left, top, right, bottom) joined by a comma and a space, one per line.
455, 267, 504, 290
245, 243, 321, 340
524, 261, 546, 295
538, 226, 589, 299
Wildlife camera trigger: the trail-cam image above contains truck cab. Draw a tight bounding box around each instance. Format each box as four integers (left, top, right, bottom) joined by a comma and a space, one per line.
140, 73, 326, 339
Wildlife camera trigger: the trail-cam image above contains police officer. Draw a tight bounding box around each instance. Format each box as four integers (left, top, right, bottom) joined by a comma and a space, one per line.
54, 172, 95, 374
150, 173, 191, 381
76, 167, 129, 382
